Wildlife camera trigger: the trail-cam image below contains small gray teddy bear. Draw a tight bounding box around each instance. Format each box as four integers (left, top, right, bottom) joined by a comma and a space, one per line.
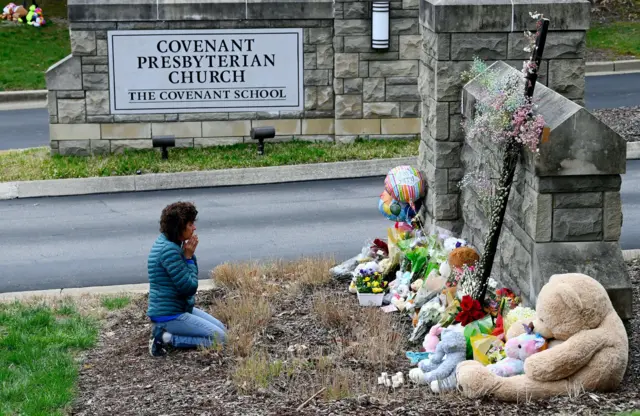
409, 327, 467, 393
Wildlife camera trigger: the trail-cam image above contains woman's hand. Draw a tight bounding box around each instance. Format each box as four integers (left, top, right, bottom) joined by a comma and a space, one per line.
183, 234, 199, 259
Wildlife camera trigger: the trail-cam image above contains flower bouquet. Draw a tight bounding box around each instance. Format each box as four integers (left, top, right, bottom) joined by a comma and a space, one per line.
356, 270, 388, 307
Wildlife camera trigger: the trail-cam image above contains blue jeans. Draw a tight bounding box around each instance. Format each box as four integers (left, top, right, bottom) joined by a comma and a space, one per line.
154, 308, 227, 349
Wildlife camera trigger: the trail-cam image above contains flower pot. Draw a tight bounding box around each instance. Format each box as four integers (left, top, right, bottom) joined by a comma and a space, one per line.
357, 291, 384, 307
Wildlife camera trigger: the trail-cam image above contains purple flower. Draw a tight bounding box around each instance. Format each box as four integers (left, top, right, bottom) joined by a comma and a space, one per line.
455, 242, 462, 248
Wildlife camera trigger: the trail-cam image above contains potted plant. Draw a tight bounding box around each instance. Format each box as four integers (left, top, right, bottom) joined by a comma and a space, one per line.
355, 270, 387, 307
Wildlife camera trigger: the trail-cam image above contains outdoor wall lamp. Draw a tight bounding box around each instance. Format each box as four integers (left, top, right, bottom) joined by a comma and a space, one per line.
371, 1, 390, 51
152, 135, 176, 160
250, 126, 276, 155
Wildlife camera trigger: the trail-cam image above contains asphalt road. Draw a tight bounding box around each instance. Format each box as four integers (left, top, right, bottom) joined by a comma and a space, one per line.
0, 73, 639, 150
0, 177, 391, 293
1, 161, 640, 293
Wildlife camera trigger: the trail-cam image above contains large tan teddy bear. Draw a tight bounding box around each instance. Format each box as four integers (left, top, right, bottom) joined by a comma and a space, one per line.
456, 273, 629, 401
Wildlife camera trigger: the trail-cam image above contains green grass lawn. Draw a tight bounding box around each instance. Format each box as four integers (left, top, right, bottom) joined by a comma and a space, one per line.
0, 139, 419, 182
0, 301, 99, 415
586, 22, 640, 58
0, 20, 70, 91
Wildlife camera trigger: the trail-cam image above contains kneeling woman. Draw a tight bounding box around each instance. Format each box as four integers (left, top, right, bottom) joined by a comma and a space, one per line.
147, 201, 227, 357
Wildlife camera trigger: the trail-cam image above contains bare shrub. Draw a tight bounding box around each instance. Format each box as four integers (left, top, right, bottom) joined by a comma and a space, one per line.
312, 293, 353, 332
211, 294, 272, 357
343, 308, 405, 369
233, 352, 284, 393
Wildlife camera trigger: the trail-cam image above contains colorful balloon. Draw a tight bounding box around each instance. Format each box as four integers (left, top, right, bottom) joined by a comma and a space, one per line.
378, 191, 417, 223
384, 165, 425, 204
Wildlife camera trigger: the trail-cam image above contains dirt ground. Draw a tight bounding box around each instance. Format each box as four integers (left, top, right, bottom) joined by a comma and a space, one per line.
71, 261, 639, 416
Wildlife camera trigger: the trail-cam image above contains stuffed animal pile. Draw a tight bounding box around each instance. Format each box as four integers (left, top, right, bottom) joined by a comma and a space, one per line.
1, 1, 45, 26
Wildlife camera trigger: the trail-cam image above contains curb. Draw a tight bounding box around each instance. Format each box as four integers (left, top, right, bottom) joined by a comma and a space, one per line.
0, 89, 47, 104
0, 156, 417, 200
3, 250, 639, 300
0, 280, 215, 301
586, 59, 640, 76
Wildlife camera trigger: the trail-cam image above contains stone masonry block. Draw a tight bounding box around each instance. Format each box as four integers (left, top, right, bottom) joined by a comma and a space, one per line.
390, 18, 420, 35
548, 59, 585, 100
335, 95, 363, 119
451, 33, 508, 60
317, 87, 334, 110
305, 87, 318, 110
422, 30, 450, 60
70, 30, 96, 56
47, 92, 57, 116
363, 103, 400, 118
57, 99, 86, 124
554, 193, 603, 209
102, 123, 151, 139
434, 141, 461, 168
111, 140, 153, 154
344, 35, 372, 52
46, 56, 82, 91
399, 35, 421, 60
553, 208, 603, 241
381, 118, 421, 134
50, 124, 101, 141
363, 78, 385, 102
344, 1, 368, 18
305, 52, 317, 70
369, 60, 419, 77
386, 84, 420, 101
202, 121, 250, 137
435, 60, 472, 102
435, 193, 459, 221
316, 44, 334, 69
403, 0, 419, 9
151, 122, 202, 138
344, 78, 363, 94
96, 39, 108, 56
508, 31, 586, 60
86, 91, 110, 115
335, 53, 360, 78
304, 70, 330, 86
401, 102, 420, 117
538, 176, 621, 193
253, 119, 301, 135
335, 119, 381, 135
308, 27, 333, 44
302, 119, 335, 135
424, 100, 449, 140
334, 19, 371, 36
90, 140, 110, 155
604, 192, 623, 241
359, 61, 369, 77
59, 140, 91, 156
83, 74, 108, 90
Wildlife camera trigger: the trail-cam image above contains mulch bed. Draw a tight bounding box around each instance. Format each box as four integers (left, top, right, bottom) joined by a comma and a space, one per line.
72, 263, 639, 416
592, 107, 640, 143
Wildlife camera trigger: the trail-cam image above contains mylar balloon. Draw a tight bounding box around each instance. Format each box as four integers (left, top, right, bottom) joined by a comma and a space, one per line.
378, 191, 417, 223
384, 165, 425, 204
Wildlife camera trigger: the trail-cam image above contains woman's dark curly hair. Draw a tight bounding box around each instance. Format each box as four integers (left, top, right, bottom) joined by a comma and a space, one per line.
160, 201, 198, 244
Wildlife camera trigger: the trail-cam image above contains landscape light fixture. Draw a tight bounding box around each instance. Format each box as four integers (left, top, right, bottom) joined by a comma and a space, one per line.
371, 1, 390, 51
152, 135, 176, 160
250, 126, 276, 156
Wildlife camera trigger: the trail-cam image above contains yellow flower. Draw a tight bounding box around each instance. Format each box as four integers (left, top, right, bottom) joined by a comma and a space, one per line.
372, 281, 380, 287
372, 287, 383, 293
367, 282, 371, 287
364, 277, 370, 282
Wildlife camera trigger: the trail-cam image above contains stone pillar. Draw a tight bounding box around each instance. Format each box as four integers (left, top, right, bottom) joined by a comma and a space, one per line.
417, 0, 589, 233
333, 0, 422, 142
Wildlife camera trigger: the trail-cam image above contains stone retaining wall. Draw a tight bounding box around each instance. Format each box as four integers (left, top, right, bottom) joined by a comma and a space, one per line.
46, 0, 421, 156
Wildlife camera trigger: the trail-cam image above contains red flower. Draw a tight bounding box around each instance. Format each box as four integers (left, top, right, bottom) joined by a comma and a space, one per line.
455, 295, 486, 326
491, 314, 505, 340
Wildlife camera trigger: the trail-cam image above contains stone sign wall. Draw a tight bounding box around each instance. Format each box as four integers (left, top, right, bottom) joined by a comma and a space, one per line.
46, 0, 421, 156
